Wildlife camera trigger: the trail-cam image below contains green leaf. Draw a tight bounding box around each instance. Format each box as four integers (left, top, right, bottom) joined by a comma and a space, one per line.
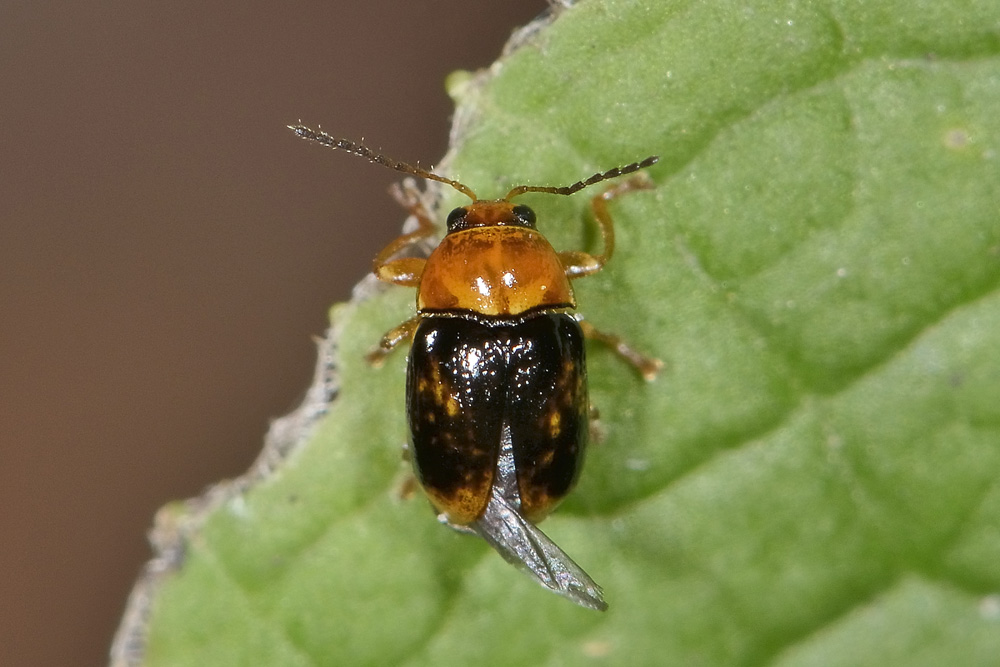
120, 1, 1000, 665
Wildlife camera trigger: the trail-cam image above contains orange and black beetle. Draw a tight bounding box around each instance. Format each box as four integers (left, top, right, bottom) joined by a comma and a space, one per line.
291, 124, 660, 610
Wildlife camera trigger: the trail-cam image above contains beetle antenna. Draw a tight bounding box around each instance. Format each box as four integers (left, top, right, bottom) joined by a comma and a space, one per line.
505, 156, 659, 200
289, 124, 478, 201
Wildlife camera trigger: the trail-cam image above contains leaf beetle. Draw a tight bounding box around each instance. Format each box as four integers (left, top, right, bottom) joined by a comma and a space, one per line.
291, 124, 660, 610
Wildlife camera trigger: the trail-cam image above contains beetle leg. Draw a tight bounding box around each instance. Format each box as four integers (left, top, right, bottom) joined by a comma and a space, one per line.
438, 514, 477, 536
365, 314, 422, 366
374, 256, 426, 287
396, 472, 418, 500
558, 173, 656, 279
372, 180, 438, 286
578, 318, 662, 381
388, 178, 434, 221
557, 250, 603, 279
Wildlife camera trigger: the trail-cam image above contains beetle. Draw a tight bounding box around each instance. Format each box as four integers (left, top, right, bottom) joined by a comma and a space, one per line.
291, 124, 660, 610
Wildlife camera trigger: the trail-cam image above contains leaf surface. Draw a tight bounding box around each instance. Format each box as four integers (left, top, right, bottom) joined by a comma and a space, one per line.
137, 1, 1000, 665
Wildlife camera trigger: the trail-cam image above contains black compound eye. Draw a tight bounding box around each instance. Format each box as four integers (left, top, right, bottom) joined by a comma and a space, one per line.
446, 207, 467, 231
512, 204, 536, 227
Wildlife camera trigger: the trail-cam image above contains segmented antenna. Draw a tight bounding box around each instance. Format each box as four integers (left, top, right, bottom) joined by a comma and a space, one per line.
288, 124, 478, 201
505, 156, 659, 200
290, 123, 658, 203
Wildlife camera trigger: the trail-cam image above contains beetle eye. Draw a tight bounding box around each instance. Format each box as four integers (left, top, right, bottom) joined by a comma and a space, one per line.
512, 204, 536, 227
446, 207, 467, 231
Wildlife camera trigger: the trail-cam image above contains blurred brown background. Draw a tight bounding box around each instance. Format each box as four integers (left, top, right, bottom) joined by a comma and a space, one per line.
0, 2, 544, 664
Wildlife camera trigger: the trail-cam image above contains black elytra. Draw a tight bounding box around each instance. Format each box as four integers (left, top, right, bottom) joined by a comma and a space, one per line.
406, 313, 587, 525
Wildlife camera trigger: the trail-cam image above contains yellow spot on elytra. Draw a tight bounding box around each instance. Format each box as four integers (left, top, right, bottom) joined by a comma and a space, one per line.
549, 411, 562, 437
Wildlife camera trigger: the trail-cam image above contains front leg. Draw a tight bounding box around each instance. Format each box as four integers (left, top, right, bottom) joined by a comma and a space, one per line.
558, 173, 655, 279
372, 180, 439, 286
